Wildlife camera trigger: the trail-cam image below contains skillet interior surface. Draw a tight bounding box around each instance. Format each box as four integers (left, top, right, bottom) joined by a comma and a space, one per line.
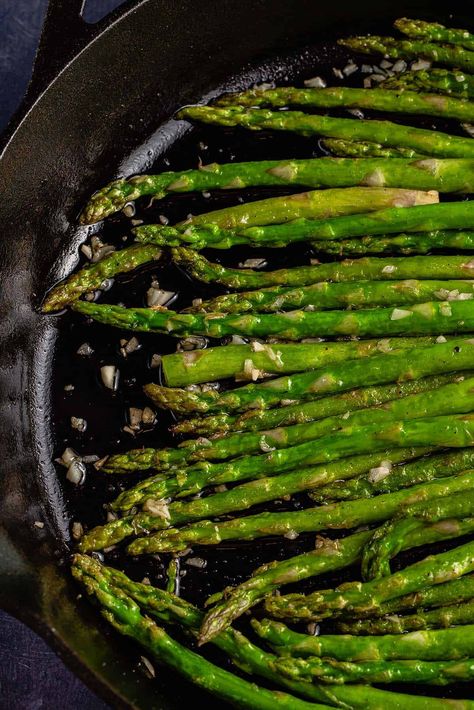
1, 0, 473, 706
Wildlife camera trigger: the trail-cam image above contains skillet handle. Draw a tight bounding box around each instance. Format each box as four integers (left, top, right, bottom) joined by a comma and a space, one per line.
27, 0, 90, 102
27, 0, 134, 105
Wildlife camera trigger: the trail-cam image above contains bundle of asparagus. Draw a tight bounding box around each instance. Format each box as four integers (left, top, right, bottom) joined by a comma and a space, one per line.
43, 14, 474, 707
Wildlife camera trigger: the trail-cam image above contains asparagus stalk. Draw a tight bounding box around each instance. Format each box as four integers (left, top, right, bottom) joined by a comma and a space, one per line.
343, 574, 474, 622
275, 654, 474, 685
134, 203, 474, 253
74, 558, 462, 710
253, 617, 474, 662
73, 298, 474, 344
382, 69, 474, 99
338, 598, 474, 635
42, 244, 163, 312
200, 515, 474, 644
311, 447, 474, 503
312, 231, 474, 257
188, 279, 474, 315
173, 373, 460, 437
321, 139, 425, 158
216, 86, 474, 122
73, 566, 327, 710
105, 374, 473, 478
161, 337, 438, 388
265, 536, 474, 623
362, 490, 474, 581
126, 464, 474, 554
177, 105, 474, 158
145, 339, 474, 416
339, 35, 474, 74
189, 186, 436, 230
80, 157, 474, 224
172, 249, 474, 290
80, 449, 424, 551
395, 18, 474, 51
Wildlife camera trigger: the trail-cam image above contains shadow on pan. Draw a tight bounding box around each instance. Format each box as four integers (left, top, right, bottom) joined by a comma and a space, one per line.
0, 0, 472, 707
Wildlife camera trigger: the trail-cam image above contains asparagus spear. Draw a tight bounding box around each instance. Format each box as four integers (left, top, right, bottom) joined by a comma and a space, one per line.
173, 373, 460, 437
80, 157, 474, 224
80, 449, 424, 550
382, 69, 474, 99
253, 617, 474, 662
73, 298, 474, 343
145, 339, 474, 416
321, 139, 425, 158
172, 249, 474, 290
275, 654, 474, 685
362, 490, 474, 581
161, 337, 438, 388
135, 203, 474, 253
126, 464, 474, 554
265, 536, 474, 623
200, 516, 474, 644
395, 18, 474, 51
42, 244, 163, 312
189, 186, 436, 230
105, 375, 473, 477
311, 447, 474, 503
188, 279, 474, 315
74, 558, 462, 710
177, 105, 474, 158
338, 598, 474, 635
339, 35, 474, 74
342, 574, 474, 622
312, 231, 474, 257
73, 566, 327, 710
216, 86, 474, 122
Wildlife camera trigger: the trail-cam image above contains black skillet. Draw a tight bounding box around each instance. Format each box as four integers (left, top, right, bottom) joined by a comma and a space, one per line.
1, 1, 474, 707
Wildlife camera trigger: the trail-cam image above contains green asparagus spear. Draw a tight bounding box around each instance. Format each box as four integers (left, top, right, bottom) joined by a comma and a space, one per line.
177, 105, 474, 158
134, 202, 474, 252
126, 463, 474, 554
216, 86, 474, 122
188, 279, 474, 315
382, 69, 474, 99
105, 374, 474, 478
311, 447, 474, 503
145, 339, 474, 416
341, 574, 474, 622
200, 515, 474, 644
395, 18, 474, 51
172, 249, 474, 290
161, 337, 438, 388
338, 597, 474, 635
362, 490, 474, 581
321, 139, 425, 158
80, 157, 474, 224
80, 449, 424, 551
73, 298, 474, 343
265, 536, 474, 623
339, 35, 474, 74
312, 231, 474, 257
254, 616, 474, 662
75, 558, 464, 710
42, 244, 163, 312
173, 373, 460, 437
73, 567, 327, 710
275, 654, 474, 685
190, 186, 437, 230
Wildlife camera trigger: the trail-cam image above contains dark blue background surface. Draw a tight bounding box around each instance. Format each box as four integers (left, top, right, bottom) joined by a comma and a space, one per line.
0, 1, 125, 707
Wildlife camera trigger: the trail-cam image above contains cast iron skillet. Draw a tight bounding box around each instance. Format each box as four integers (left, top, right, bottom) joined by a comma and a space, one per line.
0, 1, 472, 707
